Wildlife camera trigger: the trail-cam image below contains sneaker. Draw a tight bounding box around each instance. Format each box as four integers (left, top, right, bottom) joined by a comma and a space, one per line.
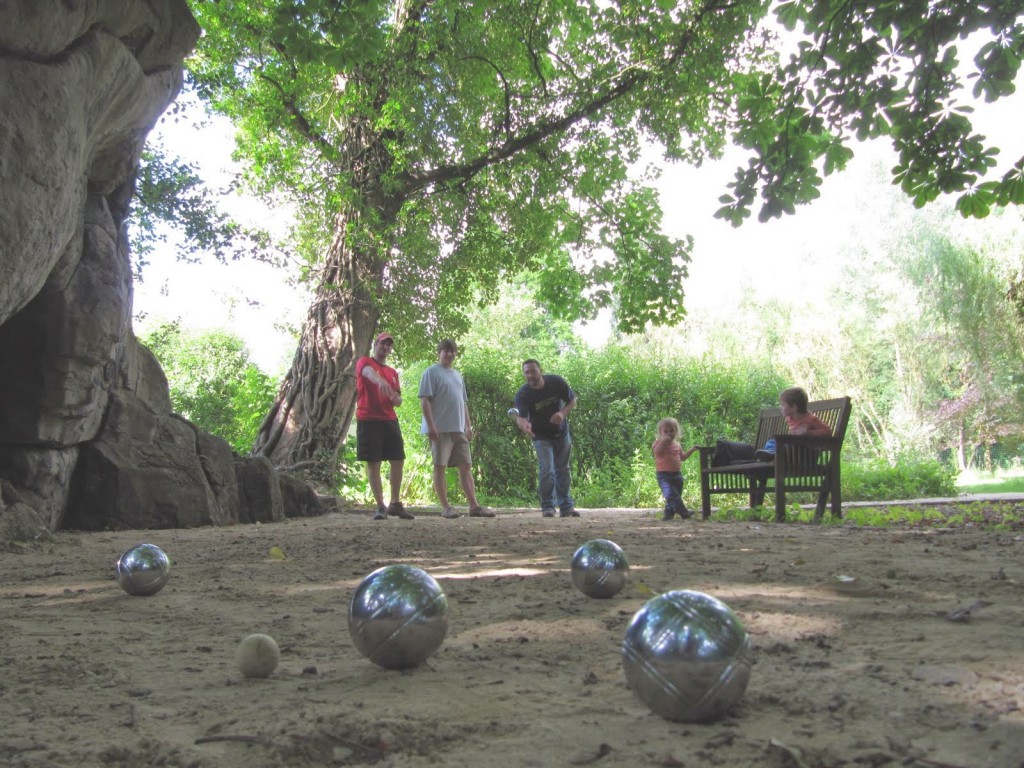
663, 510, 676, 521
388, 501, 415, 520
372, 506, 387, 520
678, 505, 694, 519
559, 508, 580, 518
441, 507, 462, 519
469, 506, 495, 518
541, 508, 556, 518
754, 450, 775, 462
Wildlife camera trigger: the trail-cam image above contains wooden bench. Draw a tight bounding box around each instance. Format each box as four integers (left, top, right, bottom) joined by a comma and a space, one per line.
697, 396, 852, 522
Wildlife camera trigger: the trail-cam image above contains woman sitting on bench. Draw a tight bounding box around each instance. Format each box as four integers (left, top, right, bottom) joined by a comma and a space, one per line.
754, 386, 831, 462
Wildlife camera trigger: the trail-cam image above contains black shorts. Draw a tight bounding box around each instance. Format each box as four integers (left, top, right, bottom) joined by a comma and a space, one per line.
356, 420, 405, 462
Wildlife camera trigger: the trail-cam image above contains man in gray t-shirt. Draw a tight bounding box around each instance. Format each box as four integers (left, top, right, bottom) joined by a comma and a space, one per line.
418, 339, 494, 519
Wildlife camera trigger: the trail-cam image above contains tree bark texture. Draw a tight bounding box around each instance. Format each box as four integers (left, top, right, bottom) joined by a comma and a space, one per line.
251, 87, 408, 472
251, 203, 392, 472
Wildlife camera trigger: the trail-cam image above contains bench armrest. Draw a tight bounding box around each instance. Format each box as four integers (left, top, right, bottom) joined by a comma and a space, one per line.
773, 434, 842, 475
774, 434, 842, 451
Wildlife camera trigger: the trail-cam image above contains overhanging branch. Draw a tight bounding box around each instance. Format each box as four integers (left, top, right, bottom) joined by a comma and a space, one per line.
398, 0, 725, 193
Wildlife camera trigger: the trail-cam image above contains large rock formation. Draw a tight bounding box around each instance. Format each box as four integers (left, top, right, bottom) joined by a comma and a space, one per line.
0, 0, 323, 537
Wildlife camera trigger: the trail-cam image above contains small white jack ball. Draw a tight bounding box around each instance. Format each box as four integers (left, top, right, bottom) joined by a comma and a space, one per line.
236, 633, 280, 678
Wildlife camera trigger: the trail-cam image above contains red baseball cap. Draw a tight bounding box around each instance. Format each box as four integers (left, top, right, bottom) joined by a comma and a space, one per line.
375, 332, 394, 344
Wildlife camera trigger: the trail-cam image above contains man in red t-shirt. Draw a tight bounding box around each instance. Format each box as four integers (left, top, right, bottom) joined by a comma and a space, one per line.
356, 332, 414, 520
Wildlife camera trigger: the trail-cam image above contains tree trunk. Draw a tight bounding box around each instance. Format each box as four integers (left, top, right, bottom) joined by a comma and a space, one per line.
956, 421, 967, 471
251, 203, 391, 475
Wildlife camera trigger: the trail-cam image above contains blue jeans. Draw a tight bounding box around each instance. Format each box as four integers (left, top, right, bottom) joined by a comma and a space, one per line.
656, 471, 685, 513
534, 433, 574, 513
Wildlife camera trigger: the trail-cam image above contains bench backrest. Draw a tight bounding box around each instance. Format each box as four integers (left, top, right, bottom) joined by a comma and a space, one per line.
753, 396, 852, 448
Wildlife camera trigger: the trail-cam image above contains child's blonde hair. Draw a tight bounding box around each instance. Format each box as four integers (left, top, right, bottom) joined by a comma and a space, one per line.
657, 417, 680, 435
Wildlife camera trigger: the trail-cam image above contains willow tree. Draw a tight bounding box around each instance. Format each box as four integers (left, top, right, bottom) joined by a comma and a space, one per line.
185, 0, 1023, 472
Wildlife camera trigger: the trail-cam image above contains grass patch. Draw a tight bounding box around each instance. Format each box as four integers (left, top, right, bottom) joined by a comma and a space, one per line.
707, 500, 1024, 530
956, 467, 1024, 495
844, 502, 1024, 530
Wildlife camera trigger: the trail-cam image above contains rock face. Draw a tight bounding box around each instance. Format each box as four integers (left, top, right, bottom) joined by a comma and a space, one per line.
0, 0, 323, 536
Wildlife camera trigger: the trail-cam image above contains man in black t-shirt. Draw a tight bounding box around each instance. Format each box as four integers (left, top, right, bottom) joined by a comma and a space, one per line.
513, 359, 578, 518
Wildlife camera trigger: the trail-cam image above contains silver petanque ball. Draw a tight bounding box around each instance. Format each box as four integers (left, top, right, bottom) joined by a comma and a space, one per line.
622, 590, 752, 722
115, 543, 171, 596
571, 539, 629, 598
348, 564, 449, 670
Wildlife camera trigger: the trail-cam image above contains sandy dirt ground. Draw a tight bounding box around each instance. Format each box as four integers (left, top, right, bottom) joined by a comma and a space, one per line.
2, 507, 1023, 768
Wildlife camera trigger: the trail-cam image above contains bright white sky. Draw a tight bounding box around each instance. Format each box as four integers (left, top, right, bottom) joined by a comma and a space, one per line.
135, 98, 309, 373
135, 82, 1023, 374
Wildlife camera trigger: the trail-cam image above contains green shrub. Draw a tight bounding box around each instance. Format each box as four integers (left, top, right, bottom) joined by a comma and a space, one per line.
140, 321, 277, 454
842, 456, 957, 501
380, 342, 786, 508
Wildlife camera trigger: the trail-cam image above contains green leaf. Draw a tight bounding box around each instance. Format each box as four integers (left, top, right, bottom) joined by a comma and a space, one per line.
775, 1, 802, 32
955, 189, 992, 219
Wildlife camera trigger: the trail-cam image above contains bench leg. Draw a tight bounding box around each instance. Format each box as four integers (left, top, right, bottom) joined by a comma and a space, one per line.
700, 483, 712, 520
813, 491, 828, 523
831, 470, 842, 520
749, 476, 766, 509
774, 490, 786, 522
814, 472, 841, 523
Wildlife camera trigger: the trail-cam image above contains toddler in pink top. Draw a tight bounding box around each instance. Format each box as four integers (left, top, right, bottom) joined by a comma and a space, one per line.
652, 417, 698, 521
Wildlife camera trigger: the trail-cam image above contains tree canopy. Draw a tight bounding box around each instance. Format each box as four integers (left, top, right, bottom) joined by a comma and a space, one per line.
189, 0, 765, 343
185, 1, 1023, 335
171, 0, 1023, 471
721, 0, 1024, 223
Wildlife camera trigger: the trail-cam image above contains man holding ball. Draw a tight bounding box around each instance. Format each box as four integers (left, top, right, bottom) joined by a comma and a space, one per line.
513, 359, 579, 518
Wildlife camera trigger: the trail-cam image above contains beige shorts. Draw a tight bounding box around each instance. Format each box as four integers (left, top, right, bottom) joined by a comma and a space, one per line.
431, 431, 472, 467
